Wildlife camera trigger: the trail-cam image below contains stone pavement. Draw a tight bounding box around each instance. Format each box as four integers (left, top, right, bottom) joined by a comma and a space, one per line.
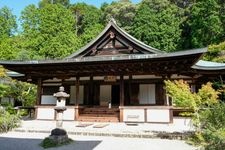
0, 132, 197, 150
14, 117, 194, 139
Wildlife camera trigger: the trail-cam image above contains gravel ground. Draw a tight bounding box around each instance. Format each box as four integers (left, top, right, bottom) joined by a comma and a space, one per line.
0, 132, 197, 150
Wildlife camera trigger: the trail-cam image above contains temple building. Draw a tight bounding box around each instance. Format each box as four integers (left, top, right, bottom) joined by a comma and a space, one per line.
1, 19, 225, 123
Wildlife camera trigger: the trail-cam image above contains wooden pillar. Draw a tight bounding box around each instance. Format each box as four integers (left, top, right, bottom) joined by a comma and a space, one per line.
75, 76, 80, 121
128, 75, 132, 105
35, 78, 42, 119
36, 78, 42, 105
120, 75, 124, 106
89, 76, 93, 105
119, 75, 124, 122
75, 76, 80, 106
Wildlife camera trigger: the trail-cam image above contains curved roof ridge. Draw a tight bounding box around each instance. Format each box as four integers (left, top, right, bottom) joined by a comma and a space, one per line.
66, 21, 112, 59
66, 19, 164, 59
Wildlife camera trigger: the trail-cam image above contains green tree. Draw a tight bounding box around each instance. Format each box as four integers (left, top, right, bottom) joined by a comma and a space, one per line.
204, 41, 225, 63
70, 3, 103, 34
218, 0, 225, 40
165, 80, 219, 129
0, 7, 18, 60
0, 66, 9, 103
131, 0, 183, 52
0, 7, 17, 39
70, 3, 103, 45
0, 36, 21, 60
102, 0, 137, 32
188, 0, 223, 48
20, 5, 41, 59
21, 4, 82, 59
7, 80, 37, 106
39, 0, 70, 8
169, 0, 196, 49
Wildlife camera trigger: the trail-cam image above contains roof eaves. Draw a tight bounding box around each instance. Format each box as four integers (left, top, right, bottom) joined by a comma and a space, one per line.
0, 48, 206, 65
192, 60, 225, 70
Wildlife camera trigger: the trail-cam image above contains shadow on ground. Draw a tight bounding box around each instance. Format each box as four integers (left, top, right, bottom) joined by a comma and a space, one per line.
0, 136, 102, 150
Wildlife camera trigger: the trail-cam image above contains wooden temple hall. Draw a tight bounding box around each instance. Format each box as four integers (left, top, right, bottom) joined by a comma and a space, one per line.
1, 19, 225, 123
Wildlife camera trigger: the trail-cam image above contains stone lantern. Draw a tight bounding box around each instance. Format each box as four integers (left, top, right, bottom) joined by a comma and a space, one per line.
48, 86, 70, 144
53, 86, 69, 128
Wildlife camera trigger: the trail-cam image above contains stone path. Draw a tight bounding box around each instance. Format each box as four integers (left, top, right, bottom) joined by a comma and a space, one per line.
0, 132, 197, 150
14, 118, 194, 139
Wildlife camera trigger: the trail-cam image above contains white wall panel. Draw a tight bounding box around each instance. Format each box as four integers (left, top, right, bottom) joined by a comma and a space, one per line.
37, 108, 55, 120
63, 108, 75, 120
147, 109, 170, 123
123, 109, 145, 122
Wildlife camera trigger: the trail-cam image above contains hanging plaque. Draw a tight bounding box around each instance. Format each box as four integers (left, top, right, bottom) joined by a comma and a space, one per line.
104, 76, 116, 82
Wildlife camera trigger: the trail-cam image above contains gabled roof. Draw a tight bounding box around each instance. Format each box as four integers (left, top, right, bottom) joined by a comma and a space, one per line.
67, 19, 164, 59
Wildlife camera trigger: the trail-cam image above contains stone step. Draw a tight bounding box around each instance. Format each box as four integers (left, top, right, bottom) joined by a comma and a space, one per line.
82, 108, 119, 112
78, 116, 119, 122
80, 114, 119, 117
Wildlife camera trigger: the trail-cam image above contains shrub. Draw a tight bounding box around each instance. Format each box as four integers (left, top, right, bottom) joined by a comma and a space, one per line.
199, 103, 225, 149
165, 80, 224, 149
203, 128, 225, 150
0, 108, 20, 133
200, 103, 225, 130
40, 137, 73, 149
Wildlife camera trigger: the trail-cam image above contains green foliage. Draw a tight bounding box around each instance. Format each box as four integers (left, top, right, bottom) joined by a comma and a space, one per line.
0, 66, 37, 107
0, 7, 17, 38
40, 137, 73, 149
0, 108, 20, 133
200, 103, 225, 131
204, 41, 225, 63
39, 0, 70, 8
188, 0, 224, 48
0, 84, 9, 99
165, 80, 225, 149
199, 103, 225, 149
80, 23, 103, 45
164, 80, 198, 109
164, 80, 219, 129
20, 4, 82, 59
131, 0, 183, 52
1, 1, 225, 60
0, 36, 21, 60
165, 80, 219, 109
102, 0, 137, 32
0, 7, 19, 60
203, 128, 225, 150
198, 82, 219, 106
70, 3, 103, 45
0, 65, 7, 77
7, 80, 37, 107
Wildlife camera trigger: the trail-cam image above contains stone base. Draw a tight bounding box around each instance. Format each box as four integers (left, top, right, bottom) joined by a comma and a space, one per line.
49, 128, 69, 144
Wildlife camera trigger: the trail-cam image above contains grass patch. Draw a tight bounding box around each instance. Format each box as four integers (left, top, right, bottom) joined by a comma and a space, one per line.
40, 137, 73, 149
